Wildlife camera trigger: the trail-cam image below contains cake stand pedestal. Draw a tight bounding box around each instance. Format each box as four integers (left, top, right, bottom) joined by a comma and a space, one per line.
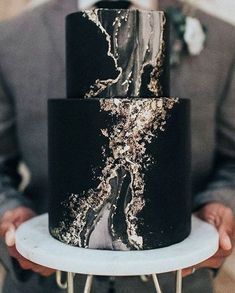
15, 214, 218, 293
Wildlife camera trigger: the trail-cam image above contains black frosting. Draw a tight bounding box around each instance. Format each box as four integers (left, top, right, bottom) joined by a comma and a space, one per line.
48, 98, 191, 250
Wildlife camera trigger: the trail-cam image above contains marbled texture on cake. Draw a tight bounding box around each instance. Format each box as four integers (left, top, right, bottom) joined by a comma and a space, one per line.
66, 9, 170, 99
50, 98, 179, 250
82, 9, 165, 97
48, 9, 191, 251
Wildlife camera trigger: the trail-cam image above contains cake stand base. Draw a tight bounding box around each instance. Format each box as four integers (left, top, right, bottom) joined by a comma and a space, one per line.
15, 214, 218, 293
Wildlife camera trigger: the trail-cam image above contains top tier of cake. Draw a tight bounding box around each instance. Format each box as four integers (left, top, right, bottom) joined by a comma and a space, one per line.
66, 9, 170, 99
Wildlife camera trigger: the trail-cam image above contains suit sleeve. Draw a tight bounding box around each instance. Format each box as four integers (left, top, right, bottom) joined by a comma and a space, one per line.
0, 69, 34, 282
0, 71, 34, 217
193, 53, 235, 211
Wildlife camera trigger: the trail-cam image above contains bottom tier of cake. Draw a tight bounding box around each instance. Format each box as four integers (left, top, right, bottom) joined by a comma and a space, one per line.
48, 97, 191, 250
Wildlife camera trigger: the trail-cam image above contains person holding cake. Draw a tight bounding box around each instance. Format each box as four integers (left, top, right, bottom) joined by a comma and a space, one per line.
0, 0, 235, 292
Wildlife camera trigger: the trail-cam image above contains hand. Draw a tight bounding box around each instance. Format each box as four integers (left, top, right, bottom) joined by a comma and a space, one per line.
182, 202, 235, 277
0, 207, 55, 277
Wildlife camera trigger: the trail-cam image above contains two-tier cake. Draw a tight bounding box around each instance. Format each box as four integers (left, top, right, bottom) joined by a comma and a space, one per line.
48, 9, 191, 250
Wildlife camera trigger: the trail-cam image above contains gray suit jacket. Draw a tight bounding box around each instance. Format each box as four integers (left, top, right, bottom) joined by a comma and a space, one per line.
0, 0, 234, 292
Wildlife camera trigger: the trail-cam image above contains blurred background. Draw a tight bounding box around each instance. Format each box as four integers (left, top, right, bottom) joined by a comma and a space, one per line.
1, 0, 235, 23
0, 0, 49, 20
0, 0, 30, 20
0, 0, 234, 292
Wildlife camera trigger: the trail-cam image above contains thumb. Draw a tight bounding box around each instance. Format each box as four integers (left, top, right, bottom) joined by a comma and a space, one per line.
218, 211, 233, 251
219, 229, 232, 251
5, 224, 16, 247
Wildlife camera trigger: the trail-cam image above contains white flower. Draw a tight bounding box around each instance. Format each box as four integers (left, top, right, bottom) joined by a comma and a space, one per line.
184, 16, 206, 56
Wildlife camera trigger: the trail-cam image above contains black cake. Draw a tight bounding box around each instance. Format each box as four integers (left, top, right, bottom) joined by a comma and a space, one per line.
48, 9, 191, 250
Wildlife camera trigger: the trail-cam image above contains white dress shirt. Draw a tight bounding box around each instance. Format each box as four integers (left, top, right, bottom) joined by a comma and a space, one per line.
79, 0, 159, 10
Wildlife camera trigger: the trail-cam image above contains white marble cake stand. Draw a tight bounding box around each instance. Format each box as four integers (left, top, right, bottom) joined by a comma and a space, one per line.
15, 214, 218, 293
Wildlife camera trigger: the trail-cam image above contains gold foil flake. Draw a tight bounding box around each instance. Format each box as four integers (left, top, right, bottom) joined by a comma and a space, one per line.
53, 98, 178, 249
82, 10, 165, 98
83, 10, 122, 98
99, 98, 179, 249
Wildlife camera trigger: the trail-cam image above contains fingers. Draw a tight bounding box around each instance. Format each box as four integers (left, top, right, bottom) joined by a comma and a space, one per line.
20, 261, 55, 276
219, 230, 232, 251
218, 208, 234, 251
8, 245, 24, 259
0, 207, 36, 240
0, 210, 17, 229
0, 217, 16, 247
0, 221, 13, 238
8, 246, 55, 276
196, 256, 224, 269
183, 203, 235, 277
0, 209, 53, 277
197, 203, 234, 252
1, 210, 14, 221
0, 207, 36, 231
213, 248, 232, 258
32, 266, 55, 277
182, 267, 194, 277
0, 210, 16, 237
13, 207, 36, 228
5, 224, 16, 247
183, 253, 226, 277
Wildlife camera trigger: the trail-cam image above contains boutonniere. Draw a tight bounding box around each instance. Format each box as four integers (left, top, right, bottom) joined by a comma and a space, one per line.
167, 7, 207, 66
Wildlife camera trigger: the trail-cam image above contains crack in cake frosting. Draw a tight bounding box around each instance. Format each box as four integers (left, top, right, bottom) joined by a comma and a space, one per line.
52, 98, 178, 249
